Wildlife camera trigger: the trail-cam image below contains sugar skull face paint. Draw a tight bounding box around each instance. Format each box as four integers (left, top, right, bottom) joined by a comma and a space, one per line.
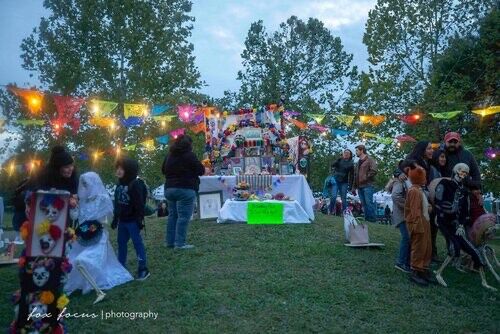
32, 266, 50, 287
39, 235, 56, 254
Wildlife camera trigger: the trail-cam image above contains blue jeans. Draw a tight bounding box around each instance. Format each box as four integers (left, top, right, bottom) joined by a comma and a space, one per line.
117, 220, 147, 272
331, 182, 349, 213
358, 185, 376, 222
397, 222, 410, 267
165, 187, 196, 247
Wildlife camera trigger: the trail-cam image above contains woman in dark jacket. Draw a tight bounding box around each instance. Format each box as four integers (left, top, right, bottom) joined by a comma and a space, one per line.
34, 145, 79, 194
330, 149, 354, 214
162, 135, 204, 249
431, 149, 447, 178
406, 141, 442, 263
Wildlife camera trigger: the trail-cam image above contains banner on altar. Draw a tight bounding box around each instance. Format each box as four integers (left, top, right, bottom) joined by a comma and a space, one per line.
247, 202, 284, 224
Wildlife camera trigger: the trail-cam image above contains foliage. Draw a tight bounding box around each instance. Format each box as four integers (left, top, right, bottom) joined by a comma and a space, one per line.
410, 8, 500, 192
1, 0, 202, 193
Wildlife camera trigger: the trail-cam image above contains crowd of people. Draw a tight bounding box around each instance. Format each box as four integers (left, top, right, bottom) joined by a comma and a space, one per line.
3, 129, 493, 299
324, 131, 490, 287
7, 134, 204, 302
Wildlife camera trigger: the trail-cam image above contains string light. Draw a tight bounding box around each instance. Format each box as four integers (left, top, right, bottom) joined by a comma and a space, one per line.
161, 120, 166, 128
9, 162, 15, 175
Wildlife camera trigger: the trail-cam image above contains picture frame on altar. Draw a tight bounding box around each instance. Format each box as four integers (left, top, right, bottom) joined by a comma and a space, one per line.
280, 162, 291, 175
26, 190, 70, 257
244, 156, 261, 174
220, 168, 229, 176
261, 156, 274, 171
232, 166, 242, 175
197, 191, 223, 221
230, 157, 244, 169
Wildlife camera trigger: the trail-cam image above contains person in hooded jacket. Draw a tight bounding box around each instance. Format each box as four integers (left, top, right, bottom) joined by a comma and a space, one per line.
112, 157, 150, 281
34, 145, 79, 194
162, 135, 205, 250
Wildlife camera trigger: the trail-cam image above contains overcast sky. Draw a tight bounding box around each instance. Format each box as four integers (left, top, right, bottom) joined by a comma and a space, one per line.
0, 0, 376, 98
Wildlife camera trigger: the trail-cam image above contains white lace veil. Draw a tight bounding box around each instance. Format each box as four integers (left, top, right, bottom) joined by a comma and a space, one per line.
78, 172, 114, 223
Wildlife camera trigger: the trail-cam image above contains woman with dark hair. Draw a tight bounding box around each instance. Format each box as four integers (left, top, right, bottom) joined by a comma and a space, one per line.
406, 141, 436, 183
35, 146, 79, 194
162, 135, 205, 250
431, 149, 447, 177
330, 149, 354, 214
407, 141, 442, 263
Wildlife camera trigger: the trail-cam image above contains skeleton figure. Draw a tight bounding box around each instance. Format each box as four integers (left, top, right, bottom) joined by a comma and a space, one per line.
27, 296, 48, 319
31, 258, 55, 287
433, 163, 499, 291
32, 267, 50, 288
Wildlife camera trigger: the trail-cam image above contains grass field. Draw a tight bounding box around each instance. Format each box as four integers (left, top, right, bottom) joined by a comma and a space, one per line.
1, 214, 499, 333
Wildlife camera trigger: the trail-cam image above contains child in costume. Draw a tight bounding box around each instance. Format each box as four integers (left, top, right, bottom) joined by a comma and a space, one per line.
112, 158, 150, 281
432, 163, 493, 289
404, 165, 435, 286
65, 172, 133, 303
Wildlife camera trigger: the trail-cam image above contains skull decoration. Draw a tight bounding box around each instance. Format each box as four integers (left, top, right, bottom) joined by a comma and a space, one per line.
28, 300, 48, 319
39, 235, 56, 254
39, 195, 65, 222
32, 266, 50, 287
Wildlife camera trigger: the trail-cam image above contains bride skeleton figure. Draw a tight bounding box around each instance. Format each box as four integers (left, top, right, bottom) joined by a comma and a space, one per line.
64, 172, 133, 303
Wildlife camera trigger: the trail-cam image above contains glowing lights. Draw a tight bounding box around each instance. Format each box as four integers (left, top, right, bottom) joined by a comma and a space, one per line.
485, 147, 499, 160
9, 162, 15, 175
161, 120, 166, 128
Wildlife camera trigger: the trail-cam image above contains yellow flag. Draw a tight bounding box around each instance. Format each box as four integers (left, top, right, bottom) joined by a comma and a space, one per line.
472, 106, 499, 117
124, 103, 149, 119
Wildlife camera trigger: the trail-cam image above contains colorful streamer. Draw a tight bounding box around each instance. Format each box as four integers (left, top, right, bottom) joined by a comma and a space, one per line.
472, 106, 499, 117
178, 105, 196, 122
360, 132, 378, 138
309, 124, 328, 132
15, 119, 45, 126
398, 114, 422, 124
156, 135, 169, 145
307, 113, 325, 124
332, 115, 355, 126
124, 103, 148, 119
120, 117, 144, 127
89, 117, 116, 128
141, 139, 155, 150
330, 128, 352, 136
90, 100, 118, 117
359, 115, 386, 126
53, 95, 85, 132
151, 104, 171, 116
376, 137, 394, 145
8, 86, 44, 113
288, 118, 308, 130
428, 111, 462, 119
170, 128, 186, 138
123, 144, 137, 151
152, 115, 176, 122
396, 134, 417, 143
190, 122, 205, 134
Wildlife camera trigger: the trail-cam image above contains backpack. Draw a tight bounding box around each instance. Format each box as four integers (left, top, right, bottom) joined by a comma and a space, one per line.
129, 178, 155, 217
428, 177, 452, 205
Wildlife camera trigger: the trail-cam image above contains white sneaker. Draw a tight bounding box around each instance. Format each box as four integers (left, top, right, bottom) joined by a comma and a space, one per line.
174, 244, 195, 250
13, 236, 24, 245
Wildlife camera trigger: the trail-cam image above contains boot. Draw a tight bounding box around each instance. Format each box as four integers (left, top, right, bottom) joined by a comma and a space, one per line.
410, 270, 428, 286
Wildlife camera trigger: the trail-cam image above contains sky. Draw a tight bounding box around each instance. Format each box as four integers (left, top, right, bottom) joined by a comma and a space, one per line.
0, 0, 375, 98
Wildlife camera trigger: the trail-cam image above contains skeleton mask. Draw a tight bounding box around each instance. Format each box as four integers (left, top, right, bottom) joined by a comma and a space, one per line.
28, 300, 48, 319
32, 266, 50, 287
452, 163, 470, 183
39, 235, 56, 254
42, 204, 61, 222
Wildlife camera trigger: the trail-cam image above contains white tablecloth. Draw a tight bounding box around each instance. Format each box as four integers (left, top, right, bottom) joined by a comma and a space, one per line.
199, 175, 315, 220
218, 199, 311, 224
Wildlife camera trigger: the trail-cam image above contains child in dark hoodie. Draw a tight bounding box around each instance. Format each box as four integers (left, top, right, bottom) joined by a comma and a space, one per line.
112, 157, 150, 281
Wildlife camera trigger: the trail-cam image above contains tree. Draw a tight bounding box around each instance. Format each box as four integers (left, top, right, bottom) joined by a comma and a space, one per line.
411, 8, 500, 192
363, 0, 495, 107
1, 0, 202, 192
237, 16, 356, 110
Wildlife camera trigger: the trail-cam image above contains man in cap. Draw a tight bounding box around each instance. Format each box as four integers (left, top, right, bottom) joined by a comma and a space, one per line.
443, 132, 481, 190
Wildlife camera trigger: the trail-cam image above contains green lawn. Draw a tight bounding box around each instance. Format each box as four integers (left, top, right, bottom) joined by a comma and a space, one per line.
1, 214, 499, 333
